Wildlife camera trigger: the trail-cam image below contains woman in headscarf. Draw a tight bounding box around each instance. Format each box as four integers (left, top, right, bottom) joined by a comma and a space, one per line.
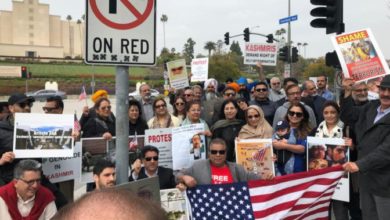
238, 105, 273, 139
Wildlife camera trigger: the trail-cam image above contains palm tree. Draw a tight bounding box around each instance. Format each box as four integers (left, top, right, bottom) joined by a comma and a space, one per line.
204, 41, 216, 57
66, 15, 73, 58
160, 14, 168, 49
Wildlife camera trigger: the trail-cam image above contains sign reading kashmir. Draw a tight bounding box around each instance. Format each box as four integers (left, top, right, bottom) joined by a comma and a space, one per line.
331, 28, 390, 82
244, 43, 278, 66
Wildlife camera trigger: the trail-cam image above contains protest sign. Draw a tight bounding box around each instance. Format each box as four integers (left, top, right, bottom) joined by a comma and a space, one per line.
244, 43, 278, 66
160, 189, 189, 220
307, 137, 349, 202
42, 142, 81, 183
235, 139, 275, 176
171, 124, 205, 170
167, 59, 189, 89
331, 28, 390, 82
13, 113, 74, 158
116, 176, 161, 204
191, 57, 208, 82
145, 128, 172, 169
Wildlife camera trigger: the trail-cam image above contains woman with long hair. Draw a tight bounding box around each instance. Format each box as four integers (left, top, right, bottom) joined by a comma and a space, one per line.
172, 96, 186, 121
147, 97, 180, 129
128, 99, 148, 135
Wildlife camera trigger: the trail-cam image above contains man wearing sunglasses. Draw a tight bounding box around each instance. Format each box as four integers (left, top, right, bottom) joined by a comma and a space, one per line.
249, 82, 278, 125
0, 159, 57, 220
176, 138, 273, 189
42, 96, 63, 114
129, 145, 175, 190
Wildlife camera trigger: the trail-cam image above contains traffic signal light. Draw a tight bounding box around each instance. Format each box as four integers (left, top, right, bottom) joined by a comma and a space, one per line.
278, 46, 289, 62
21, 66, 27, 78
266, 34, 274, 43
310, 0, 344, 34
224, 32, 230, 45
325, 51, 341, 68
243, 28, 250, 42
291, 47, 299, 63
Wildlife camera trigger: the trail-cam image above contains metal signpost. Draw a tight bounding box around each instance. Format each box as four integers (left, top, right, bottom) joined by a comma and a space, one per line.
85, 0, 156, 184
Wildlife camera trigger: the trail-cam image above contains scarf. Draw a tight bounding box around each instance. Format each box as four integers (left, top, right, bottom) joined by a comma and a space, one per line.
151, 114, 174, 128
238, 105, 273, 139
211, 119, 243, 132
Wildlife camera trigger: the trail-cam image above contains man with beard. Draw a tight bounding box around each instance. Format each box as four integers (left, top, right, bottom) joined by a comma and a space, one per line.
343, 75, 390, 220
301, 80, 326, 125
317, 74, 334, 101
340, 80, 369, 126
93, 159, 116, 190
138, 84, 154, 122
268, 77, 286, 102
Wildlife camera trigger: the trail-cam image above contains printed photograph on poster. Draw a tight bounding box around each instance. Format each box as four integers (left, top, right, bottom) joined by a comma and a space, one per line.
235, 139, 275, 176
13, 113, 74, 158
128, 134, 146, 165
171, 124, 206, 171
307, 137, 349, 202
331, 28, 390, 82
160, 189, 189, 220
115, 176, 161, 204
145, 128, 173, 169
191, 57, 208, 82
42, 142, 82, 183
167, 59, 189, 89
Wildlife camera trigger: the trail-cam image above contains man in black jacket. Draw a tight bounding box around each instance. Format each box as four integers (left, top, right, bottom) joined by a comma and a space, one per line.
129, 145, 175, 190
343, 75, 390, 220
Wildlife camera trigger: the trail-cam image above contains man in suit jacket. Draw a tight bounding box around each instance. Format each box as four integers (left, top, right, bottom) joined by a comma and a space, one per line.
343, 75, 390, 220
129, 145, 175, 190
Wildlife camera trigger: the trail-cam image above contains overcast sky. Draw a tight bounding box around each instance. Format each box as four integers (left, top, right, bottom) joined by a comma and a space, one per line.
2, 0, 390, 59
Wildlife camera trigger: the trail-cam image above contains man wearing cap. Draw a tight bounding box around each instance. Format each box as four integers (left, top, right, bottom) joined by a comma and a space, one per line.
343, 75, 390, 220
0, 93, 34, 185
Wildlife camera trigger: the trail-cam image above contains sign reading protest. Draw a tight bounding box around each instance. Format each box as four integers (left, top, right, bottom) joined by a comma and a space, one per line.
331, 28, 390, 82
244, 43, 278, 66
144, 128, 173, 169
85, 0, 156, 66
191, 58, 209, 82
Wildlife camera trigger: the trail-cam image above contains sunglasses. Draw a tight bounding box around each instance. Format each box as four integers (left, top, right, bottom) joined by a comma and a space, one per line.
171, 66, 183, 72
18, 102, 33, 108
184, 94, 193, 97
175, 102, 185, 106
224, 93, 236, 97
155, 104, 166, 109
42, 106, 58, 112
100, 106, 112, 110
256, 88, 268, 92
288, 111, 303, 117
247, 114, 260, 119
18, 178, 41, 186
210, 150, 226, 155
144, 156, 159, 161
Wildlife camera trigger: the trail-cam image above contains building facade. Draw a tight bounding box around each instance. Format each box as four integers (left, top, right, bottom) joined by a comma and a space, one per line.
0, 0, 84, 58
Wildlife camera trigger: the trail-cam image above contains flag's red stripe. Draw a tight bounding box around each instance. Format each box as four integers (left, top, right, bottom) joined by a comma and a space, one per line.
291, 206, 330, 220
248, 166, 343, 187
250, 178, 338, 203
283, 196, 332, 220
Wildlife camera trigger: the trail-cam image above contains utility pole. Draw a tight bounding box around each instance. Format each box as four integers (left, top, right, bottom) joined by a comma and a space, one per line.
287, 0, 293, 77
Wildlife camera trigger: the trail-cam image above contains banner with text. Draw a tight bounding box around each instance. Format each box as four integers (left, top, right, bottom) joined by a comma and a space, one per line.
145, 128, 173, 169
244, 43, 277, 66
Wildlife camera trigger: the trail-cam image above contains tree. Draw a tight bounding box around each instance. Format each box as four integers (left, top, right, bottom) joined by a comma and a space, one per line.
204, 41, 216, 57
66, 15, 73, 58
215, 40, 224, 54
160, 14, 168, 49
209, 53, 241, 81
229, 41, 242, 56
303, 57, 335, 83
182, 38, 196, 64
157, 47, 181, 65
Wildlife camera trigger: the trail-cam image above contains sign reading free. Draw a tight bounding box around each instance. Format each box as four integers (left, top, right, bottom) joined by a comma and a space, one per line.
85, 0, 156, 66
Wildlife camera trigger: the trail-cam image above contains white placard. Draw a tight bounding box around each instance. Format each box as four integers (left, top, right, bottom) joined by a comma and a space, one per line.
167, 59, 189, 89
42, 142, 81, 183
244, 42, 278, 66
144, 128, 172, 169
13, 113, 74, 158
191, 58, 209, 82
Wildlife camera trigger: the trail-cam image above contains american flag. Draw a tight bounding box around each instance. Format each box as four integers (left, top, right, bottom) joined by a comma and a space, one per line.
129, 132, 138, 151
252, 145, 270, 161
74, 112, 81, 132
79, 85, 87, 101
187, 166, 344, 220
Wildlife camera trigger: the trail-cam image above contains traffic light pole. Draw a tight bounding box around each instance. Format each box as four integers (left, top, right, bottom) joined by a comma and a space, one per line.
250, 33, 280, 42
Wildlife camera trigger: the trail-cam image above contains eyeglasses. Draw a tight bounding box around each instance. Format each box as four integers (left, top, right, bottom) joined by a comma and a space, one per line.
224, 93, 236, 97
353, 88, 368, 93
288, 111, 303, 118
100, 106, 112, 110
210, 150, 226, 155
42, 106, 58, 112
184, 94, 193, 97
256, 88, 268, 92
175, 102, 185, 106
155, 104, 166, 109
144, 156, 159, 161
18, 102, 33, 108
171, 66, 183, 72
18, 178, 41, 186
247, 114, 260, 119
288, 92, 301, 96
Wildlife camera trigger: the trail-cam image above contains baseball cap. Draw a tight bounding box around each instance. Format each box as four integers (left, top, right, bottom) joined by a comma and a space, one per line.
276, 120, 289, 130
8, 93, 35, 105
